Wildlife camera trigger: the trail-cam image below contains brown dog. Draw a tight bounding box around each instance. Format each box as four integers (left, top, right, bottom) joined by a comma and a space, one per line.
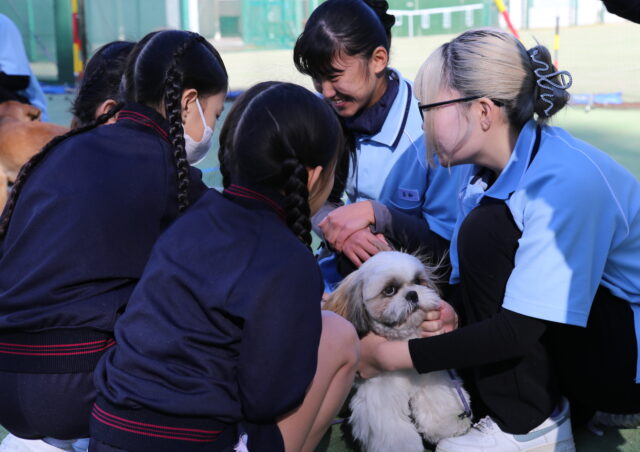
0, 100, 42, 122
0, 100, 68, 211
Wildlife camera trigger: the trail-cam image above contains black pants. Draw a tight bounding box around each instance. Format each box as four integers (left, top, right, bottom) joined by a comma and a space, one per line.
0, 370, 95, 439
454, 199, 640, 433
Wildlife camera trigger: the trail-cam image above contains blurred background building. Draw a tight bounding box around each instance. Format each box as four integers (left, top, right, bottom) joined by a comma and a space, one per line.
0, 0, 628, 85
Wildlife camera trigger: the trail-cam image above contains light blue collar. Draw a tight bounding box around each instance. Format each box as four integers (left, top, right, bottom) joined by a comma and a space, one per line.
365, 68, 413, 149
472, 119, 539, 201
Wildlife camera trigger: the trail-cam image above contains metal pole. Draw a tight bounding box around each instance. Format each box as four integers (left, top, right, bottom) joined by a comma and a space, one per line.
26, 0, 36, 59
523, 0, 530, 29
180, 0, 190, 30
71, 0, 84, 79
77, 0, 87, 63
54, 0, 75, 85
213, 0, 221, 40
553, 16, 560, 68
494, 0, 520, 39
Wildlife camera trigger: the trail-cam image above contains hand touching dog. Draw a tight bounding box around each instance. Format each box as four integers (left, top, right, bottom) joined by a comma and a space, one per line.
324, 251, 471, 451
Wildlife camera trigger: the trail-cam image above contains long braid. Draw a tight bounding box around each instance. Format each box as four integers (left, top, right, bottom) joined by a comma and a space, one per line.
217, 127, 232, 189
281, 157, 312, 248
163, 33, 206, 212
218, 148, 231, 189
218, 82, 279, 191
0, 104, 123, 239
260, 103, 313, 248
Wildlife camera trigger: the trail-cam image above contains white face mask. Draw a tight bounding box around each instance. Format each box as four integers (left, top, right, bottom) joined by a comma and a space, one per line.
184, 98, 214, 165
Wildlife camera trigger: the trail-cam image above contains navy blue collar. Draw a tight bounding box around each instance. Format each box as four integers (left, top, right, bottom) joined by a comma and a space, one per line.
117, 103, 171, 143
342, 72, 399, 137
223, 183, 287, 223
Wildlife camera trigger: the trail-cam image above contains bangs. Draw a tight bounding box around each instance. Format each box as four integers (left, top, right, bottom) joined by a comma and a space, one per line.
293, 23, 344, 80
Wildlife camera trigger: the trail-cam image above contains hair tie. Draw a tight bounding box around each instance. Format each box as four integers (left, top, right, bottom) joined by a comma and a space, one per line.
528, 48, 573, 117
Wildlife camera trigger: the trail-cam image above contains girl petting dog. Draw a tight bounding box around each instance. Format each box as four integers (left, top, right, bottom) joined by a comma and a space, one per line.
293, 0, 463, 291
90, 82, 360, 452
0, 30, 226, 450
358, 28, 640, 452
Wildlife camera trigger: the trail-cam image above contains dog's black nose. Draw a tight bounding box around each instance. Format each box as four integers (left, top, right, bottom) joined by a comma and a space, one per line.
405, 291, 418, 304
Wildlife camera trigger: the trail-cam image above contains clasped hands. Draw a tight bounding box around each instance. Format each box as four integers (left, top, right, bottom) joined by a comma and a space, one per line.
318, 201, 390, 266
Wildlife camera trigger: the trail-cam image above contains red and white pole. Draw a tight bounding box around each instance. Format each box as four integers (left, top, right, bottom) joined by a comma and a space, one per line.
494, 0, 520, 40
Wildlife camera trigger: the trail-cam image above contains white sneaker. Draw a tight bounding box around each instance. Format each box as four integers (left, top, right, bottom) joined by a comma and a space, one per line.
0, 434, 88, 452
436, 398, 576, 452
0, 434, 63, 452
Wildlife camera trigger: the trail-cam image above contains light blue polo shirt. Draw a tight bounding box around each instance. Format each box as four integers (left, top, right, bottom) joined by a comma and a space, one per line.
345, 68, 463, 241
450, 120, 640, 382
0, 13, 48, 121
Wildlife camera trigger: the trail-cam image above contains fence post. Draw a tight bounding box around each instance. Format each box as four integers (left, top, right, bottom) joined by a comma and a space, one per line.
25, 0, 37, 60
180, 0, 190, 30
553, 16, 560, 68
71, 0, 84, 79
54, 0, 75, 85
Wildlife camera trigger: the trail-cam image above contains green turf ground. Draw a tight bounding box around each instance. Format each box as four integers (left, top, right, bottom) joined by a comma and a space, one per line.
553, 107, 640, 177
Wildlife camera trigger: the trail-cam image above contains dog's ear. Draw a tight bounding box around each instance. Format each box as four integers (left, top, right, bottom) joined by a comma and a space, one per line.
324, 272, 370, 337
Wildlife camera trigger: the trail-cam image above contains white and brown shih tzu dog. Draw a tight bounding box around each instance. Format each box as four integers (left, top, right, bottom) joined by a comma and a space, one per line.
324, 251, 471, 452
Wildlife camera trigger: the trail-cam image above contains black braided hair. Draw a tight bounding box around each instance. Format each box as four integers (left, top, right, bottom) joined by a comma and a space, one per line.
293, 0, 393, 80
71, 41, 134, 127
163, 35, 201, 212
129, 30, 228, 212
218, 82, 280, 189
228, 82, 342, 248
120, 32, 161, 104
218, 135, 232, 190
0, 104, 123, 239
281, 158, 312, 246
326, 131, 352, 205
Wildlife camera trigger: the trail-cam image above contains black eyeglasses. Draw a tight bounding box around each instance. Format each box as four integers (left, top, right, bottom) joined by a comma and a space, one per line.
418, 96, 503, 119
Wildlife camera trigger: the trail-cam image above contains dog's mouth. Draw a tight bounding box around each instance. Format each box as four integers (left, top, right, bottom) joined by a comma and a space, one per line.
377, 302, 421, 329
367, 302, 429, 342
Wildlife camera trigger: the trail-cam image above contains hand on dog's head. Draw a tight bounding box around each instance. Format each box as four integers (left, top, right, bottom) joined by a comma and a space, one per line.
324, 251, 440, 340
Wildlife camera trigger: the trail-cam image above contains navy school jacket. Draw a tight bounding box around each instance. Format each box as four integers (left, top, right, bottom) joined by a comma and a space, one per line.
91, 185, 323, 452
0, 103, 206, 373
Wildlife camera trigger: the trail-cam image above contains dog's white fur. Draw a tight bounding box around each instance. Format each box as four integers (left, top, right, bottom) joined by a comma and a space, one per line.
324, 251, 471, 452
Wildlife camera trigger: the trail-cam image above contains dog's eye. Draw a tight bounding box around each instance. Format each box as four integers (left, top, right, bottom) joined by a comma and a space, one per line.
382, 286, 397, 297
413, 277, 428, 286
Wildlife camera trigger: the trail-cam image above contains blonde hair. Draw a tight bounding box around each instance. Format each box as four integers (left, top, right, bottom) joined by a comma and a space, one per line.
416, 28, 571, 162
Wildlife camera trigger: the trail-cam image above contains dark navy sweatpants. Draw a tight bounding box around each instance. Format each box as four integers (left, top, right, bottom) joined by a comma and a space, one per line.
0, 370, 95, 440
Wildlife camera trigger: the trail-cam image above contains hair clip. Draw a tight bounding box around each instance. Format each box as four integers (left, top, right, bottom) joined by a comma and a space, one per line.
528, 49, 573, 116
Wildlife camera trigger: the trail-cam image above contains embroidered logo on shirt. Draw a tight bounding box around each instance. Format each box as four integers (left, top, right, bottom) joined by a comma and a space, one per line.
398, 188, 420, 201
